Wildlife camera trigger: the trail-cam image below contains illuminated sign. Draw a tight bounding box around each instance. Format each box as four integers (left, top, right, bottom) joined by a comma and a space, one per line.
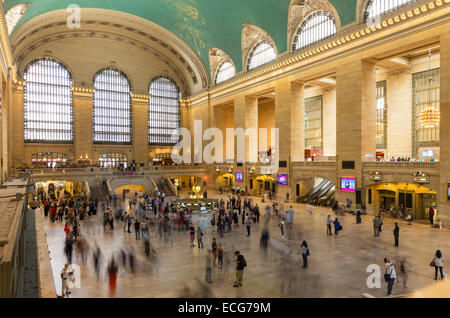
236, 172, 243, 182
340, 177, 356, 192
278, 174, 288, 185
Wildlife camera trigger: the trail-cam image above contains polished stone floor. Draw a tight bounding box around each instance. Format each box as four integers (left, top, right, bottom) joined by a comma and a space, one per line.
43, 192, 450, 298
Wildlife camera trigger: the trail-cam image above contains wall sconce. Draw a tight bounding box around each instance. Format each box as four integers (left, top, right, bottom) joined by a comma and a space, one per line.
369, 171, 383, 181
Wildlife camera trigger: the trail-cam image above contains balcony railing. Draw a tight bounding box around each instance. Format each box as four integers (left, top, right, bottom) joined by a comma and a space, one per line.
363, 162, 440, 170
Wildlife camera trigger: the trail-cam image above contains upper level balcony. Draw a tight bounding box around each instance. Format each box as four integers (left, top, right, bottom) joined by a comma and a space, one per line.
362, 161, 440, 173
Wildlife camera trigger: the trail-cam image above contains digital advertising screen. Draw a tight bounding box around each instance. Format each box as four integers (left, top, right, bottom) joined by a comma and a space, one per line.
422, 149, 434, 157
236, 172, 243, 182
340, 177, 356, 192
278, 174, 288, 185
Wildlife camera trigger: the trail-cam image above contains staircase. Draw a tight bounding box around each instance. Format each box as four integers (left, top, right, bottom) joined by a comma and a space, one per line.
89, 184, 108, 201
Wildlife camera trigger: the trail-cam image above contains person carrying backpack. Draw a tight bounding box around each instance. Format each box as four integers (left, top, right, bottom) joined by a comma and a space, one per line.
233, 250, 247, 287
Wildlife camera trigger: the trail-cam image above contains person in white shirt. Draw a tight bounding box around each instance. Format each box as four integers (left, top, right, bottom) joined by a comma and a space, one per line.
384, 258, 397, 296
433, 250, 444, 280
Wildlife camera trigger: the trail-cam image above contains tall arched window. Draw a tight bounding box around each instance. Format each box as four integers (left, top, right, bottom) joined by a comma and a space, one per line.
293, 11, 336, 52
215, 61, 235, 84
24, 58, 73, 143
247, 41, 276, 71
364, 0, 420, 22
93, 69, 132, 144
148, 77, 181, 145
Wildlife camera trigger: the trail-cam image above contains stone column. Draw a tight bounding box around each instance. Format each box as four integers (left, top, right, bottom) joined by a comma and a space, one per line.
336, 59, 377, 208
72, 87, 94, 162
275, 79, 305, 200
131, 93, 150, 166
11, 82, 24, 167
234, 95, 258, 191
439, 30, 450, 226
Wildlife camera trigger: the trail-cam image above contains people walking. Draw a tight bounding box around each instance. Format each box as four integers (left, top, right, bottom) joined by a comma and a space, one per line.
245, 218, 251, 237
432, 250, 444, 280
301, 241, 310, 268
393, 223, 399, 247
384, 257, 397, 296
233, 251, 246, 287
373, 215, 381, 237
429, 207, 435, 226
326, 214, 332, 236
396, 258, 408, 288
356, 208, 362, 224
134, 219, 141, 240
212, 238, 218, 266
205, 249, 213, 283
197, 227, 204, 248
279, 217, 285, 238
107, 257, 118, 297
333, 218, 341, 238
189, 225, 195, 247
60, 264, 72, 297
217, 244, 224, 269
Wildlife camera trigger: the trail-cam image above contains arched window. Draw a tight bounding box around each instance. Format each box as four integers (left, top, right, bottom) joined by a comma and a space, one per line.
247, 41, 276, 71
215, 61, 235, 84
148, 77, 181, 145
293, 11, 336, 52
5, 4, 28, 35
364, 0, 421, 22
24, 58, 73, 143
93, 69, 132, 144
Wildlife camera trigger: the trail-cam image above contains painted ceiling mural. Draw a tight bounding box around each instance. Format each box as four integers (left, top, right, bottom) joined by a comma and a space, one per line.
4, 0, 358, 72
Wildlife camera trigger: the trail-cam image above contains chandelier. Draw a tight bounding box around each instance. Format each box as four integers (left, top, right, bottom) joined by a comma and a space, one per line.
420, 48, 440, 129
420, 106, 440, 128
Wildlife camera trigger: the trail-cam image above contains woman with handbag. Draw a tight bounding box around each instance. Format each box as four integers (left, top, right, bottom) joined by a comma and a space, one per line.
333, 218, 341, 238
301, 241, 310, 268
432, 250, 444, 280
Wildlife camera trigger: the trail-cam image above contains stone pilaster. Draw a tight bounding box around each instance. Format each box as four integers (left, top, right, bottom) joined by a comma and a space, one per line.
234, 95, 258, 190
275, 80, 305, 199
439, 30, 450, 226
11, 81, 24, 167
72, 87, 94, 162
132, 93, 150, 166
336, 59, 376, 207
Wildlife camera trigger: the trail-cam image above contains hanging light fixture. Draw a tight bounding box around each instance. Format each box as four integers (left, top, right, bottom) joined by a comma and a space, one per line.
420, 49, 440, 128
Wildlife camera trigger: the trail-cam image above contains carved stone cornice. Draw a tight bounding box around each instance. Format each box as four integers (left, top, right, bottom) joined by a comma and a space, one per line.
12, 79, 25, 92
131, 93, 150, 104
71, 86, 94, 99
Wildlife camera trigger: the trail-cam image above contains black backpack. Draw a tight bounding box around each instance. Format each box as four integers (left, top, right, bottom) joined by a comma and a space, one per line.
240, 255, 247, 268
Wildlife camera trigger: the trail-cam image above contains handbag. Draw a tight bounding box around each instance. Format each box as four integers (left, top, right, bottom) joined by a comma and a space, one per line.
430, 260, 436, 267
384, 267, 393, 282
338, 225, 343, 231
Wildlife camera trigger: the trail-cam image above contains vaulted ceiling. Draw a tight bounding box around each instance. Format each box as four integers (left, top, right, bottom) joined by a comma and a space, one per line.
5, 0, 358, 74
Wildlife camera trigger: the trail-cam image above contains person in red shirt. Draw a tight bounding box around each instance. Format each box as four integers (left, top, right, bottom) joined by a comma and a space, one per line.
50, 204, 57, 223
64, 223, 71, 239
429, 208, 435, 225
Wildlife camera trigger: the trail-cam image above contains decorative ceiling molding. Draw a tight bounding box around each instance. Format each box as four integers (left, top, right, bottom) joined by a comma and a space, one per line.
9, 9, 210, 95
209, 48, 235, 85
5, 3, 28, 35
241, 23, 278, 72
288, 0, 342, 52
